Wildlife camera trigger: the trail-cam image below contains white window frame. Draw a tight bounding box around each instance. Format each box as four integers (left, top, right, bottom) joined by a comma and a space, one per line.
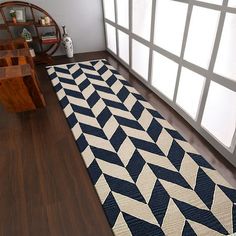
102, 0, 236, 166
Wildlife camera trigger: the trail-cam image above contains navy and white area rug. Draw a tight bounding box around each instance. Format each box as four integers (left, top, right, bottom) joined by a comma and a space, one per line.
47, 59, 236, 236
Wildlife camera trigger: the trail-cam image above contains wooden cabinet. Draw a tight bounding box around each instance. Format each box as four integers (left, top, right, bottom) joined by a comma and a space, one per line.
0, 39, 46, 112
0, 67, 36, 112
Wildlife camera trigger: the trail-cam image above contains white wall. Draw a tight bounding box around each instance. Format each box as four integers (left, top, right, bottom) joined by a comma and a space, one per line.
0, 0, 106, 55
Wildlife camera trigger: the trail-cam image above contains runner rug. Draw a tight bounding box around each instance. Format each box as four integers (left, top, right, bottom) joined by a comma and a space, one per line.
47, 59, 236, 236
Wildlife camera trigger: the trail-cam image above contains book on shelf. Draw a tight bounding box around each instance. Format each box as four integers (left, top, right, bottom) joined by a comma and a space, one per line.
41, 32, 59, 43
41, 32, 57, 39
41, 38, 59, 44
41, 37, 57, 41
41, 35, 57, 39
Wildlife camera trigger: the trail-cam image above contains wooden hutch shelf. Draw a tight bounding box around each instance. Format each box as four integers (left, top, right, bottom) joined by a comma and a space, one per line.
0, 1, 61, 64
35, 22, 56, 27
6, 20, 35, 26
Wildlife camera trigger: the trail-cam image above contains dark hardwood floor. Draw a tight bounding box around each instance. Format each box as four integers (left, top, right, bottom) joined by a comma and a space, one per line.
0, 51, 235, 236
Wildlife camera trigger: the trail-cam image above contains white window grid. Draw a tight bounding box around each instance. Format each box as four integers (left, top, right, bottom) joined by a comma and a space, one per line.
102, 0, 236, 166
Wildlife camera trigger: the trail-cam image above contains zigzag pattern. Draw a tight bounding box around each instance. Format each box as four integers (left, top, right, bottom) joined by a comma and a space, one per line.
47, 59, 236, 236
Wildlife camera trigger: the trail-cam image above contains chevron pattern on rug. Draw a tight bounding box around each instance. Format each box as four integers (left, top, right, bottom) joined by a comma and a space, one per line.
47, 59, 236, 236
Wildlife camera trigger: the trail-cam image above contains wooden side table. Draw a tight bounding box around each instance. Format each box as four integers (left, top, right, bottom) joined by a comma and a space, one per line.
0, 40, 46, 112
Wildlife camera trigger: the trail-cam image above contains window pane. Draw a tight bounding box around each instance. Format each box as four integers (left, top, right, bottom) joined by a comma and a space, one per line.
199, 0, 223, 5
118, 30, 129, 64
201, 82, 236, 147
154, 0, 188, 56
106, 23, 117, 54
176, 68, 205, 119
228, 0, 236, 7
152, 51, 178, 100
132, 0, 152, 41
103, 0, 115, 22
132, 39, 150, 80
184, 6, 220, 69
117, 0, 129, 29
214, 13, 236, 82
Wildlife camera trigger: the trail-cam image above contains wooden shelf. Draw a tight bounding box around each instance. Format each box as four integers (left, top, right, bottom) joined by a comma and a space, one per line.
4, 21, 56, 28
35, 23, 56, 27
0, 1, 62, 64
31, 36, 60, 45
7, 20, 35, 26
41, 39, 60, 45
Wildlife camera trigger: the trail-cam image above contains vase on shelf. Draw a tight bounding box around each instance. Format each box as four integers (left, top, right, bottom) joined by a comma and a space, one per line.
12, 17, 17, 24
45, 16, 51, 25
21, 28, 32, 42
62, 25, 73, 58
9, 9, 17, 24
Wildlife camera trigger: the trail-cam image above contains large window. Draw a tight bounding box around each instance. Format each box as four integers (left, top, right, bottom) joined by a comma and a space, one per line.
154, 0, 188, 56
102, 0, 236, 165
